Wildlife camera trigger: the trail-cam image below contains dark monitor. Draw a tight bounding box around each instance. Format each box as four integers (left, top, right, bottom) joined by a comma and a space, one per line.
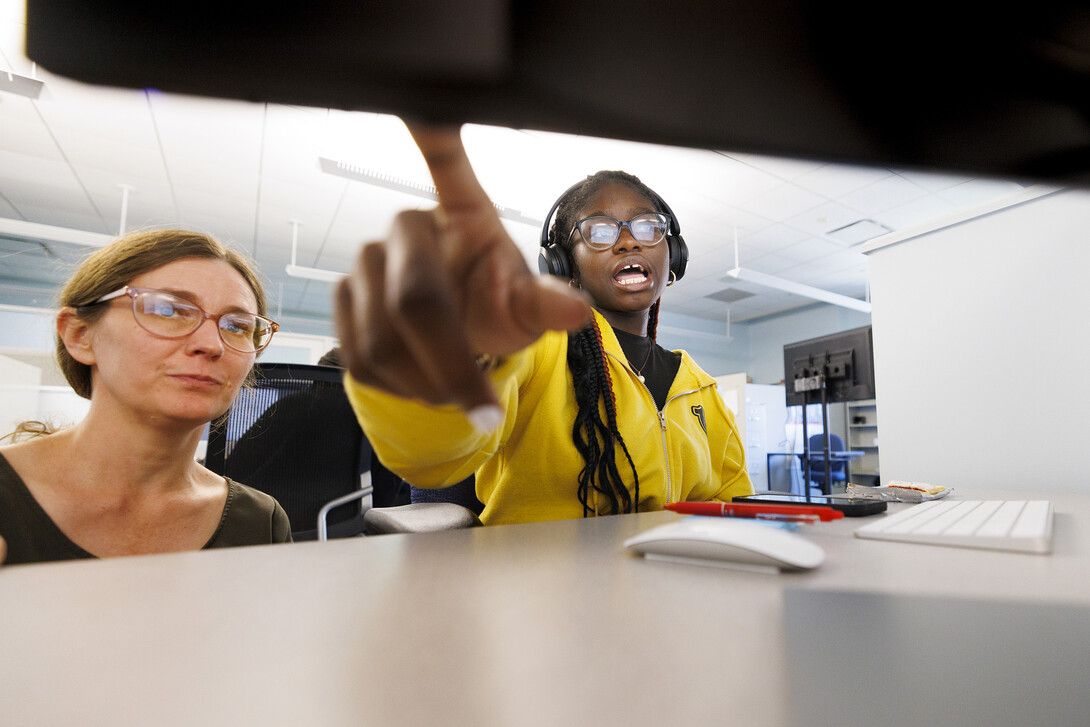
22, 1, 1090, 186
783, 326, 875, 406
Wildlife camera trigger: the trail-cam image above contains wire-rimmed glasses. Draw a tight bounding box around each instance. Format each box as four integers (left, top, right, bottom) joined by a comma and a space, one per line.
83, 286, 279, 353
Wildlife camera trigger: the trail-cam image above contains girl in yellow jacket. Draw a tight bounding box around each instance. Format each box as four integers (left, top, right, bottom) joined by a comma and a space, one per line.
336, 125, 753, 525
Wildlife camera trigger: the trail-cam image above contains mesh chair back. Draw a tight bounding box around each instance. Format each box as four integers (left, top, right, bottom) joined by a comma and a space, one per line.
205, 363, 367, 540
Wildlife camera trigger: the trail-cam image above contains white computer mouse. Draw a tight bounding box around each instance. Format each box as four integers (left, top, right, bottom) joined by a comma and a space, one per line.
624, 516, 825, 572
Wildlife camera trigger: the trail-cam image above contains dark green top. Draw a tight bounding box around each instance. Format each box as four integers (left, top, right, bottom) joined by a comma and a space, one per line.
0, 452, 292, 566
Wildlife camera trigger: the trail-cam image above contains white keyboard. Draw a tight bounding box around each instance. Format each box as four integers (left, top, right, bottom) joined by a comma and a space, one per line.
854, 500, 1054, 553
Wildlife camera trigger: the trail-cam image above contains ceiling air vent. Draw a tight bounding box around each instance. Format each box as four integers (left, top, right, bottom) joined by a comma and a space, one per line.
706, 287, 755, 304
826, 219, 892, 246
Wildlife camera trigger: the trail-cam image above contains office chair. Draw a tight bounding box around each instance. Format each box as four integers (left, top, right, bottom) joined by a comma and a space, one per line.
803, 433, 848, 496
410, 477, 484, 515
314, 468, 483, 537
205, 362, 371, 541
351, 476, 483, 536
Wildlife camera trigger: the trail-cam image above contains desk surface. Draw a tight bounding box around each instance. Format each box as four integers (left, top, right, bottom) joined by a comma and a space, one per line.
2, 488, 1088, 727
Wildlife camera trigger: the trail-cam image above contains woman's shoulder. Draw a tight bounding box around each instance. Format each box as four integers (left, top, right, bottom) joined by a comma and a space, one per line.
227, 479, 282, 510
0, 435, 55, 476
206, 479, 293, 547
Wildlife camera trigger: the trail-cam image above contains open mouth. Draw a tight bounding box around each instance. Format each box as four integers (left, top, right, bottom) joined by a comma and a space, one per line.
614, 263, 650, 287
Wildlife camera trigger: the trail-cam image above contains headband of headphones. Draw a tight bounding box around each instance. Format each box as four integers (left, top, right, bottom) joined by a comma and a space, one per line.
537, 178, 688, 281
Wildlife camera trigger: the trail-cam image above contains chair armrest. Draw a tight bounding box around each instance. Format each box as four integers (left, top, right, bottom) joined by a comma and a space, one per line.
363, 503, 483, 534
317, 485, 374, 542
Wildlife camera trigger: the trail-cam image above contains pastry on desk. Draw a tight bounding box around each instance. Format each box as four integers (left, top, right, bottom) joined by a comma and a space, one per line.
846, 481, 950, 502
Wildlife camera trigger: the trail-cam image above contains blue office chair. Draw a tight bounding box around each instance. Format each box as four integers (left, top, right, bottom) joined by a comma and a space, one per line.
805, 433, 848, 495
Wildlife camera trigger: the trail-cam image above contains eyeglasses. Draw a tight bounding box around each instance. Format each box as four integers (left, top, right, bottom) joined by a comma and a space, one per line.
84, 287, 279, 353
569, 212, 671, 250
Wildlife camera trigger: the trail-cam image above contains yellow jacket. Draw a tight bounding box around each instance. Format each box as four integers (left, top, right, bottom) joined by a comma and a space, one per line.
344, 310, 752, 525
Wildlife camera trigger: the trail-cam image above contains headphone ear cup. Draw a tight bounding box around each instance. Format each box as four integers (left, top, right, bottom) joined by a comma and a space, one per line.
667, 234, 688, 281
537, 243, 572, 279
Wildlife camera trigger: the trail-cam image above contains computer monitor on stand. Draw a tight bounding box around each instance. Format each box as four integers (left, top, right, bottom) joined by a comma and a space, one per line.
783, 326, 876, 499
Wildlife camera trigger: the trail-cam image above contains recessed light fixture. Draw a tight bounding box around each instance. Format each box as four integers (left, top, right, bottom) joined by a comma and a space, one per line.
825, 219, 892, 246
706, 287, 755, 304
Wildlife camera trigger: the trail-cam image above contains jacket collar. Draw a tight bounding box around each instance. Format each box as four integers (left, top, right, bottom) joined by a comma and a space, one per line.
590, 308, 717, 392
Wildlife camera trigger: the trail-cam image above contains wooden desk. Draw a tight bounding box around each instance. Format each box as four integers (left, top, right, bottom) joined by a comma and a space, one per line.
1, 489, 1088, 727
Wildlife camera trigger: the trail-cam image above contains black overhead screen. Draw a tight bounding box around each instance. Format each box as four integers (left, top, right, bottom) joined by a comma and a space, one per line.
24, 1, 1090, 186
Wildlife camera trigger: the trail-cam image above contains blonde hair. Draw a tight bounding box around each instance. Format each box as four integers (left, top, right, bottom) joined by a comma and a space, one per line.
57, 229, 268, 400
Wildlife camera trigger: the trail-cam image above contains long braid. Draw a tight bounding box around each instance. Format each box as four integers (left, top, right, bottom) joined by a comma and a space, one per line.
591, 320, 640, 512
569, 328, 606, 515
568, 320, 639, 515
552, 170, 666, 517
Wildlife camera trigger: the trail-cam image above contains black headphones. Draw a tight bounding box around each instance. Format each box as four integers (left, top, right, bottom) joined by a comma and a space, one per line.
537, 180, 689, 282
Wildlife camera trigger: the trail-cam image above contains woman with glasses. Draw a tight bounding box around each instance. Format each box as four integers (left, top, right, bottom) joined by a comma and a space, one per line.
335, 126, 751, 524
0, 230, 291, 566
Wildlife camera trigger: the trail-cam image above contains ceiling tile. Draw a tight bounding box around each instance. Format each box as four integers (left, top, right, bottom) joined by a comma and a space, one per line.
837, 173, 929, 217
793, 163, 892, 198
776, 236, 846, 265
745, 181, 827, 221
786, 199, 866, 239
875, 194, 959, 230
938, 178, 1026, 208
727, 152, 824, 181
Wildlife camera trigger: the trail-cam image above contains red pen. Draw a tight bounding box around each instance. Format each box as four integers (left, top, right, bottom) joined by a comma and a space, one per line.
665, 501, 844, 523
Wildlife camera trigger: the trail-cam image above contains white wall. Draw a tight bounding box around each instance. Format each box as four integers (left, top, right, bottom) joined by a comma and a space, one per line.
657, 310, 746, 376
864, 186, 1090, 493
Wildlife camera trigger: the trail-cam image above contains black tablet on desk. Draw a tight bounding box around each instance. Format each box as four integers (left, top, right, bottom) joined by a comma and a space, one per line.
733, 493, 887, 517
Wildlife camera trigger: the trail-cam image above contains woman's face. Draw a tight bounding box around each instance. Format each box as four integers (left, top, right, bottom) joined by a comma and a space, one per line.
78, 257, 260, 430
570, 183, 671, 317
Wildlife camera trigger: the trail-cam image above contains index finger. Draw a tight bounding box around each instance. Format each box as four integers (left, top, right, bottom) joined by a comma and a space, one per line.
405, 122, 499, 228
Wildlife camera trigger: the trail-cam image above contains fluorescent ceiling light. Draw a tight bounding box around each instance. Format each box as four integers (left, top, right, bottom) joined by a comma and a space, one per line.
284, 264, 346, 283
319, 157, 543, 227
0, 218, 113, 247
724, 266, 872, 313
0, 70, 44, 99
283, 218, 348, 283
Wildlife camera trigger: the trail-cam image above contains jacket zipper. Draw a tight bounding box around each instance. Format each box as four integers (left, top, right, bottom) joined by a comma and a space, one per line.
657, 388, 699, 503
607, 350, 699, 505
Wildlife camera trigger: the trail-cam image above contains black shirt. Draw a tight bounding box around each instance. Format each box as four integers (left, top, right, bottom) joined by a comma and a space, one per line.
613, 327, 682, 411
0, 453, 292, 566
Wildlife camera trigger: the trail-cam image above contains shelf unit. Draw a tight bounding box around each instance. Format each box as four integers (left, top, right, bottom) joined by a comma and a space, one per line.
846, 399, 880, 486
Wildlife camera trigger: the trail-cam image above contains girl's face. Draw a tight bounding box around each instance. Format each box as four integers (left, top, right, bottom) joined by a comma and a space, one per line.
74, 257, 260, 430
570, 183, 671, 318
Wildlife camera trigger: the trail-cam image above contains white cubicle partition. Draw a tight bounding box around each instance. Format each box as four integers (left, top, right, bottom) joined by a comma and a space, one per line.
863, 186, 1090, 493
715, 374, 791, 491
0, 354, 42, 437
